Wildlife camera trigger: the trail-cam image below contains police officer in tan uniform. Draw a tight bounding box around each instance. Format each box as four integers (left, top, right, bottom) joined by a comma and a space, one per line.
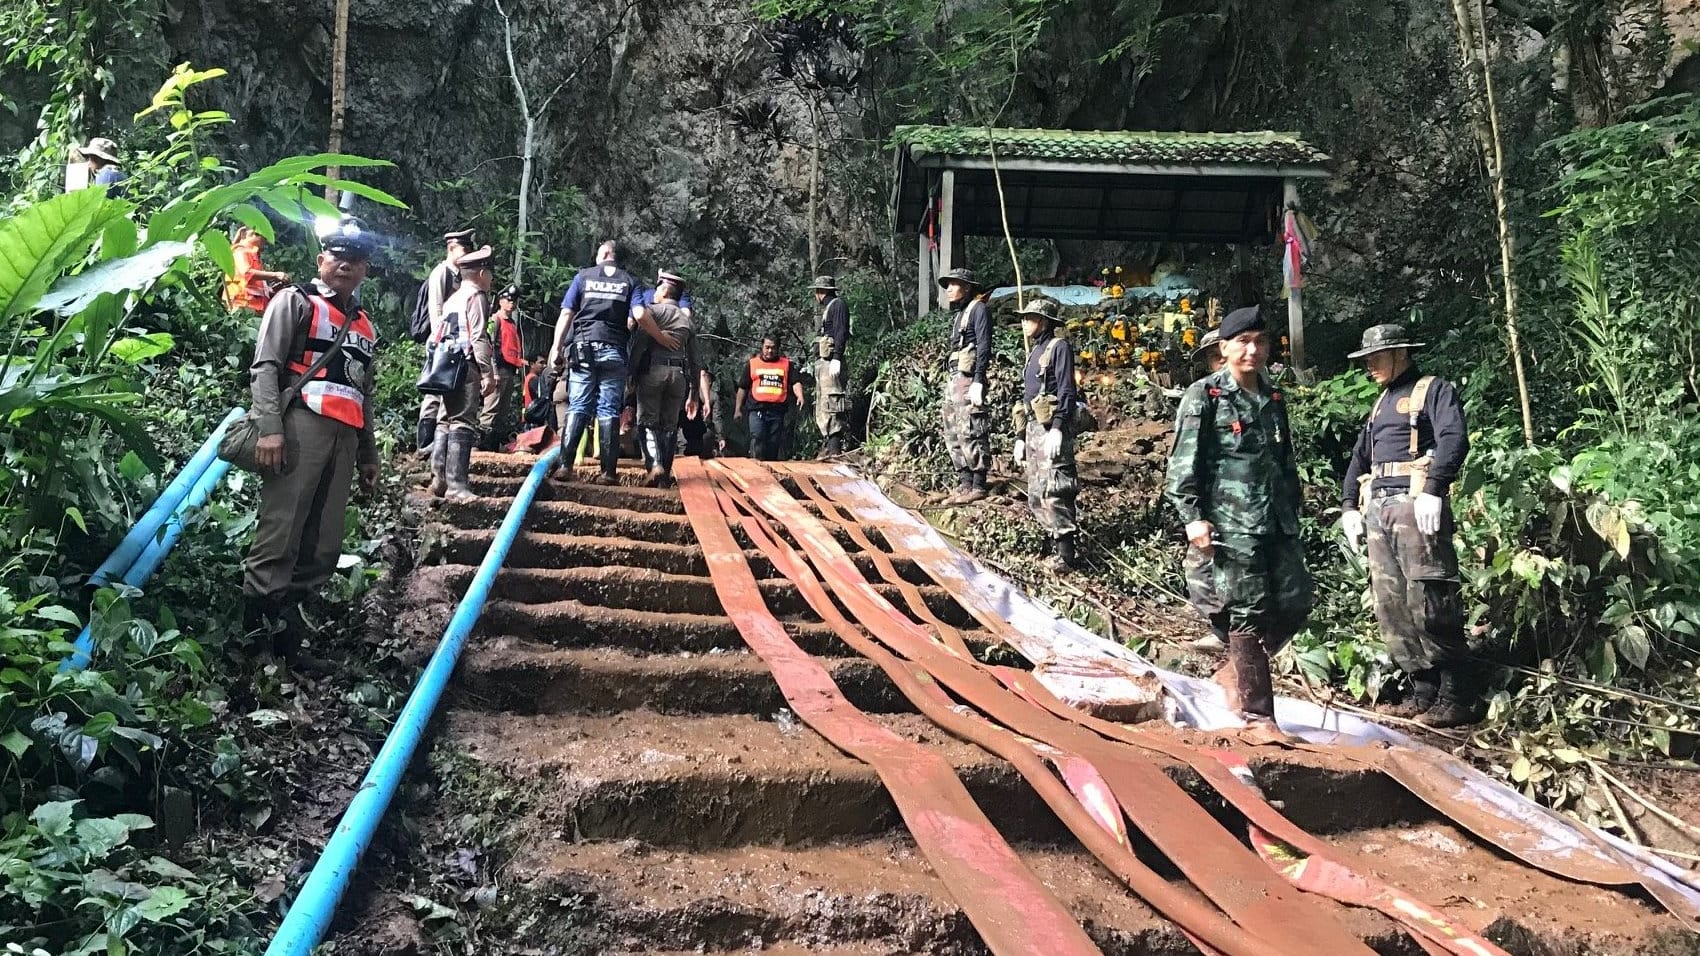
242, 218, 380, 668
428, 246, 497, 502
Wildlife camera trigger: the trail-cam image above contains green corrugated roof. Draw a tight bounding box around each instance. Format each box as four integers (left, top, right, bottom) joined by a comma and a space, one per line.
894, 125, 1330, 168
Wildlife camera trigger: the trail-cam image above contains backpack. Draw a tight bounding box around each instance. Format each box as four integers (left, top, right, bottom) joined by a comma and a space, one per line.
408, 277, 433, 343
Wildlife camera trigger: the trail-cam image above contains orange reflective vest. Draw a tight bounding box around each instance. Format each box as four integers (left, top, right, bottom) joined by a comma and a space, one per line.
748, 355, 792, 404
286, 291, 377, 429
225, 246, 271, 313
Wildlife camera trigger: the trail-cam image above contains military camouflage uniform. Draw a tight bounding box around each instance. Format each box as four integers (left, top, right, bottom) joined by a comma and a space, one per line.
942, 297, 992, 475
1165, 367, 1313, 718
1023, 419, 1077, 535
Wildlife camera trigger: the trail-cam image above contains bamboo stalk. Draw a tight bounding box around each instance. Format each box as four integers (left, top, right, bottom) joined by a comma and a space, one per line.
325, 0, 351, 204
1594, 763, 1700, 844
1592, 761, 1643, 845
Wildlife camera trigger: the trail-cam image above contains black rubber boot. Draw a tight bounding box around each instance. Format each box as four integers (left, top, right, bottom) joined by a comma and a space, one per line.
659, 428, 678, 486
824, 435, 843, 456
643, 427, 665, 486
428, 429, 449, 497
416, 416, 437, 454
444, 430, 477, 502
1419, 667, 1480, 728
1228, 630, 1276, 721
555, 413, 590, 480
591, 417, 620, 485
1047, 535, 1079, 570
1386, 668, 1440, 719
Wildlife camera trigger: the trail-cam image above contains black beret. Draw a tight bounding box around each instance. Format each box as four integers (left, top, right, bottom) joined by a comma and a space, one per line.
1217, 306, 1266, 341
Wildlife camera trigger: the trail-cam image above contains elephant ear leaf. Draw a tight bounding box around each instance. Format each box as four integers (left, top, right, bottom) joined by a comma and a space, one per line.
34, 241, 197, 317
0, 189, 130, 325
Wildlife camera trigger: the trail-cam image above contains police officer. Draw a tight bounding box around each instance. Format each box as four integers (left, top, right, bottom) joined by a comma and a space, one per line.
1165, 306, 1312, 724
736, 335, 804, 460
1011, 298, 1081, 569
1340, 324, 1475, 727
429, 246, 497, 502
417, 228, 474, 455
242, 217, 380, 669
480, 284, 526, 450
1183, 326, 1229, 652
548, 240, 679, 484
631, 270, 706, 486
938, 267, 993, 505
812, 275, 852, 458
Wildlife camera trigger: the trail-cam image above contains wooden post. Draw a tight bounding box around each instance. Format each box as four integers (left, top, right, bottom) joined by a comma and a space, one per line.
917, 230, 931, 319
325, 0, 351, 204
1282, 178, 1306, 373
936, 169, 958, 310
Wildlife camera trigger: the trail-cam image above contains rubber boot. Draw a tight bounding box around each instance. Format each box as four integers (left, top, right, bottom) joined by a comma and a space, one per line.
935, 469, 973, 505
416, 416, 437, 456
555, 413, 590, 481
428, 428, 450, 498
1228, 630, 1276, 721
954, 470, 990, 505
1046, 535, 1078, 571
823, 435, 843, 457
273, 600, 334, 675
1419, 667, 1480, 728
643, 427, 666, 487
659, 428, 678, 487
444, 430, 477, 502
1385, 668, 1440, 719
589, 417, 620, 485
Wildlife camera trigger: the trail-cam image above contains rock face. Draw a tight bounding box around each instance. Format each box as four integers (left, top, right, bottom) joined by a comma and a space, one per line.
17, 1, 1700, 362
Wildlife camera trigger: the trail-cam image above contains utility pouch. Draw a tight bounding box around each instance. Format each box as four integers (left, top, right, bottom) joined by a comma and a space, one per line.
1031, 393, 1059, 427
816, 335, 834, 360
954, 346, 975, 375
1406, 453, 1433, 496
569, 339, 593, 369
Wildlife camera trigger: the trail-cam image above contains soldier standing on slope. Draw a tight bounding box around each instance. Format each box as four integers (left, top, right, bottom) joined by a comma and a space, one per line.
1339, 323, 1477, 728
1183, 327, 1231, 653
937, 268, 993, 505
1011, 298, 1081, 569
812, 275, 852, 458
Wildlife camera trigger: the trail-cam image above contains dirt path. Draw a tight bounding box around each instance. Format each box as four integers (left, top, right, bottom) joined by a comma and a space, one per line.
331, 452, 1692, 955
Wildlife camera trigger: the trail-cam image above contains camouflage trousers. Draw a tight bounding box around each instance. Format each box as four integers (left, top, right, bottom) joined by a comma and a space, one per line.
941, 375, 990, 473
1208, 533, 1314, 650
814, 359, 852, 438
1366, 493, 1467, 673
1024, 421, 1077, 538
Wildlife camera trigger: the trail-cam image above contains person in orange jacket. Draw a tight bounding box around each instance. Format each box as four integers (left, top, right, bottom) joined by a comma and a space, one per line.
224, 226, 291, 313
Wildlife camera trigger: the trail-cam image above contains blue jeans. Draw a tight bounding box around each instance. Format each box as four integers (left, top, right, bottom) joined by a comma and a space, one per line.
565, 343, 628, 419
748, 406, 788, 460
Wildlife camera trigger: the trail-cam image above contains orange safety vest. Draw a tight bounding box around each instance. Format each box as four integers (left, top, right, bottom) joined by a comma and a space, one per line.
225, 246, 271, 313
286, 291, 377, 429
748, 355, 792, 404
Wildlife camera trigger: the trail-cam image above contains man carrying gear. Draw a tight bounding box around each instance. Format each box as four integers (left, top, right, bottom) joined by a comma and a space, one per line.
1183, 326, 1230, 652
428, 246, 498, 502
630, 270, 706, 486
479, 284, 527, 450
1165, 306, 1313, 725
1340, 324, 1476, 728
1011, 298, 1081, 569
811, 275, 852, 458
417, 228, 474, 456
736, 335, 804, 461
937, 267, 993, 505
242, 217, 381, 671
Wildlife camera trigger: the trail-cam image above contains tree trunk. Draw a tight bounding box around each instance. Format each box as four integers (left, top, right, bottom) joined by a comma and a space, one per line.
808, 96, 820, 277
1451, 0, 1535, 446
325, 0, 351, 204
497, 0, 532, 285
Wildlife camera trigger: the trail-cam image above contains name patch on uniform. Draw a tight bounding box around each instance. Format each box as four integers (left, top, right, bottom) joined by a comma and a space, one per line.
1395, 397, 1414, 414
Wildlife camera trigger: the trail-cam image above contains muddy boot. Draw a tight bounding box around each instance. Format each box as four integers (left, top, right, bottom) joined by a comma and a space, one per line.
444, 430, 477, 502
934, 469, 973, 505
272, 601, 333, 676
1419, 667, 1480, 728
1046, 534, 1078, 570
1384, 668, 1440, 719
954, 470, 990, 505
658, 428, 678, 487
589, 417, 620, 485
554, 413, 589, 481
416, 416, 437, 457
643, 427, 666, 486
1228, 630, 1276, 721
428, 428, 450, 498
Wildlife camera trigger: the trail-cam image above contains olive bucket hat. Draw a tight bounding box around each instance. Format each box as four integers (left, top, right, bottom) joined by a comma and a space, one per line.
1012, 298, 1062, 324
936, 267, 981, 290
811, 275, 839, 292
1191, 327, 1221, 360
1346, 323, 1427, 359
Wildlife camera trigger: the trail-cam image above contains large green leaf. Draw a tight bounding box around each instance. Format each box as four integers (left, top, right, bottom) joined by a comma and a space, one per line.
34, 241, 196, 316
146, 154, 401, 242
0, 190, 129, 324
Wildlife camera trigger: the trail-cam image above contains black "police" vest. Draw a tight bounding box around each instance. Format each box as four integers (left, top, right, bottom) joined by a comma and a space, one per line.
571, 266, 637, 349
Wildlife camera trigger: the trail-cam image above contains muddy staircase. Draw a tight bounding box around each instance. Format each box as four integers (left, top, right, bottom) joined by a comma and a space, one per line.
350, 453, 1684, 956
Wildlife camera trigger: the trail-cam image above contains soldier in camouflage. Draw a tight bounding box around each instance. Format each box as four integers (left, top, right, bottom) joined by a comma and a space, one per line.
937, 268, 993, 505
1182, 327, 1230, 652
1340, 323, 1476, 728
1010, 298, 1081, 568
1165, 306, 1313, 723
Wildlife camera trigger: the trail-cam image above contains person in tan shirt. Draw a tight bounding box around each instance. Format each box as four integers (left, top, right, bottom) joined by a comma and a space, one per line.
428, 245, 498, 501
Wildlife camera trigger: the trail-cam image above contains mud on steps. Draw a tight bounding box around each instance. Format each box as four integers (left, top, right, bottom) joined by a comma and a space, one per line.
334, 452, 1695, 956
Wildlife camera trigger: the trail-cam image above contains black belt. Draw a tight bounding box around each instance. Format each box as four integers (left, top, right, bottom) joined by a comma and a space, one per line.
750, 404, 787, 414
1370, 485, 1408, 500
651, 357, 690, 368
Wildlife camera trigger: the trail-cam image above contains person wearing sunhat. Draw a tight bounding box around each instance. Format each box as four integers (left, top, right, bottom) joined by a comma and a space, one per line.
428, 245, 498, 502
416, 228, 476, 456
812, 275, 852, 457
1012, 298, 1082, 569
935, 267, 994, 505
1192, 327, 1224, 374
1182, 325, 1230, 652
480, 283, 527, 450
77, 137, 127, 190
630, 270, 706, 486
1341, 323, 1475, 727
241, 216, 381, 673
1165, 305, 1312, 725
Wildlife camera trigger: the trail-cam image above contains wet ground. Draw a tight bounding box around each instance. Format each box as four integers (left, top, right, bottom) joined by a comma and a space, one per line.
333, 452, 1697, 956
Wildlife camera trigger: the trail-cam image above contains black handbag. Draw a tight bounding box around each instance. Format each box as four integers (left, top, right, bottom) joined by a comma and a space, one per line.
417, 315, 468, 395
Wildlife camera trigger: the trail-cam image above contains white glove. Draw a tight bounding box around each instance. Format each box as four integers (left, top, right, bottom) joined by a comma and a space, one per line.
1013, 439, 1025, 465
968, 381, 985, 407
828, 359, 841, 377
1340, 509, 1365, 551
1186, 520, 1215, 555
1041, 427, 1063, 461
1414, 493, 1444, 536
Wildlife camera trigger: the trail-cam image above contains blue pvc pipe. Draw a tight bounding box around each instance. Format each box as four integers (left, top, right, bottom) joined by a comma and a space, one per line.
264, 446, 561, 956
89, 406, 245, 588
62, 449, 237, 672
